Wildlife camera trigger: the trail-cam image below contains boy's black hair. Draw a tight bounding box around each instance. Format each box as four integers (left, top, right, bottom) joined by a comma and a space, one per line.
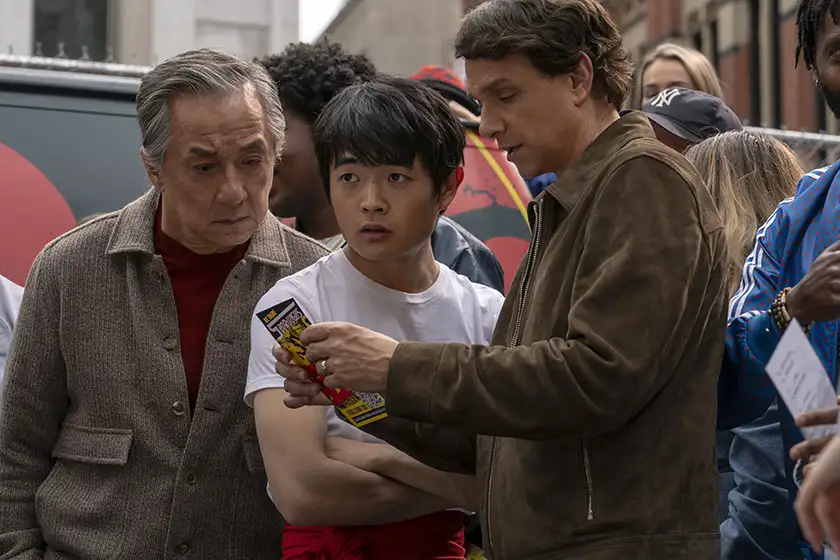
257, 38, 377, 123
796, 0, 840, 70
312, 76, 466, 200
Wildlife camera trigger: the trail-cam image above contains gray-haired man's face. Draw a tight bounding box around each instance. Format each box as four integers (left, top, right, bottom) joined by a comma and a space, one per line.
142, 85, 274, 254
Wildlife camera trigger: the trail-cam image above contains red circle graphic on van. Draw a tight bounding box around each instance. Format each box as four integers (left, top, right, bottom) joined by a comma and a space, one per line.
0, 142, 76, 286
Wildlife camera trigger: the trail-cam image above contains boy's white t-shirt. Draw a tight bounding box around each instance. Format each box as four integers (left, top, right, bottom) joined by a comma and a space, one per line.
0, 275, 24, 389
245, 249, 504, 444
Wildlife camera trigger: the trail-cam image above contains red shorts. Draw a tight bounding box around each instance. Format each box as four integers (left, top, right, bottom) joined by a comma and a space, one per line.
282, 510, 467, 559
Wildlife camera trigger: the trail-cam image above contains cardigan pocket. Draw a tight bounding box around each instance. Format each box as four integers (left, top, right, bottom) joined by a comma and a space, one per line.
36, 424, 134, 558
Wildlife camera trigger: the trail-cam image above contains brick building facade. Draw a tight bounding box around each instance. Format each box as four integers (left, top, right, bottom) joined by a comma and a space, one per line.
464, 0, 829, 133
600, 0, 827, 132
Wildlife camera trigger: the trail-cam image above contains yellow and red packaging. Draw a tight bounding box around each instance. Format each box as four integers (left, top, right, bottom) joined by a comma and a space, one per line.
257, 298, 388, 428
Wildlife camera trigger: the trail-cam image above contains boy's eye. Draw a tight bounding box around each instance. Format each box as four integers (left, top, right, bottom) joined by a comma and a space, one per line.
339, 173, 358, 183
388, 173, 408, 183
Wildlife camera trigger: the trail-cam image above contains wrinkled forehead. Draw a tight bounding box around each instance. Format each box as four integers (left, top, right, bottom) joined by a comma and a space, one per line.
170, 86, 264, 126
166, 93, 271, 161
169, 89, 268, 144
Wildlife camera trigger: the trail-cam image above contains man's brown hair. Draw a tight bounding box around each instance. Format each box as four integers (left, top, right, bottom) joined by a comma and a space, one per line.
455, 0, 633, 110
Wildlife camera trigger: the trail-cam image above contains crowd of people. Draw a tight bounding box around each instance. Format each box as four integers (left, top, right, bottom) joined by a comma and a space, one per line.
4, 0, 840, 558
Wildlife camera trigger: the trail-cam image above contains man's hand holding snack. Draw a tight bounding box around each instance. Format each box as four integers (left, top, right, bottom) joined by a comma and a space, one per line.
273, 322, 399, 409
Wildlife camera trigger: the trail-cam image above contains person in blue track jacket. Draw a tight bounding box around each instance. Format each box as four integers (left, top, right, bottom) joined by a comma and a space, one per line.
722, 161, 840, 559
721, 3, 840, 558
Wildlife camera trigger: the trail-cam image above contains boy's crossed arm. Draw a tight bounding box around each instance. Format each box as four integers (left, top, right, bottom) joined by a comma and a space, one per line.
253, 388, 454, 527
325, 435, 480, 512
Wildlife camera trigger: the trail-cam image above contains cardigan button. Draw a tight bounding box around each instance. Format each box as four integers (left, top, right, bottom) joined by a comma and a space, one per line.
162, 336, 178, 351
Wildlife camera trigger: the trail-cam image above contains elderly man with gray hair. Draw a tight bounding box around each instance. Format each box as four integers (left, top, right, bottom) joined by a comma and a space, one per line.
0, 49, 327, 559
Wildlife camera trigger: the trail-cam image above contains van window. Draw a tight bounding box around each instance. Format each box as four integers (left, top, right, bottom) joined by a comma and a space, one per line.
0, 88, 148, 219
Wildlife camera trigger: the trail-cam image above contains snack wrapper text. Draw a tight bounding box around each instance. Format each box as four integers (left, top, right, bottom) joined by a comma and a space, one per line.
257, 298, 388, 428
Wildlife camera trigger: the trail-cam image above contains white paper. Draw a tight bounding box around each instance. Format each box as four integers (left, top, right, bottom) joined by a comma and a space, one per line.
765, 319, 839, 440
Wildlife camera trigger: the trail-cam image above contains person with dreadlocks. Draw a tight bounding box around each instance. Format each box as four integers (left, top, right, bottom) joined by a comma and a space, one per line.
259, 40, 505, 292
720, 2, 840, 558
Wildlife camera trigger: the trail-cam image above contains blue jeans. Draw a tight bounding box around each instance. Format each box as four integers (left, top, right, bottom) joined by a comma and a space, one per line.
721, 401, 805, 559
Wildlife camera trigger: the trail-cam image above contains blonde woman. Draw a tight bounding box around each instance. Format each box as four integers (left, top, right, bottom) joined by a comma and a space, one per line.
685, 130, 801, 293
633, 43, 723, 108
686, 130, 804, 558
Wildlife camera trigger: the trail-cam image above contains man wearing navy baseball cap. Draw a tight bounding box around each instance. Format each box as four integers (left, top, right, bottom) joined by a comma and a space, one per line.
643, 86, 742, 152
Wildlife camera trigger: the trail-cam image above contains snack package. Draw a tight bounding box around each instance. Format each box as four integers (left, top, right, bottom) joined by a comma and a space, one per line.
257, 298, 388, 428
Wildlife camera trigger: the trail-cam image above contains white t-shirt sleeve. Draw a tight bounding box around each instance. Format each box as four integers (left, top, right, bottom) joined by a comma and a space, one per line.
0, 319, 12, 385
475, 285, 505, 345
0, 276, 23, 382
244, 280, 319, 407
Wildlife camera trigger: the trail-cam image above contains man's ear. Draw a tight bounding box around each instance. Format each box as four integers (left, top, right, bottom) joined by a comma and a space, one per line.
437, 167, 463, 214
569, 53, 595, 107
140, 147, 164, 191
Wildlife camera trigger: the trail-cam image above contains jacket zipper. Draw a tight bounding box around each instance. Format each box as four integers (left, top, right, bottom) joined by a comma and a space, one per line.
581, 439, 594, 520
486, 198, 544, 554
511, 198, 543, 345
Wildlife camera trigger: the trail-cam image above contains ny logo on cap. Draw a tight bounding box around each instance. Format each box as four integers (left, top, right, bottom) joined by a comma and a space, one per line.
649, 88, 681, 108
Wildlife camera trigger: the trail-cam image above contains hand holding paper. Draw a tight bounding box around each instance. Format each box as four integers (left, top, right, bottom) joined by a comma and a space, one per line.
765, 319, 839, 441
791, 397, 840, 463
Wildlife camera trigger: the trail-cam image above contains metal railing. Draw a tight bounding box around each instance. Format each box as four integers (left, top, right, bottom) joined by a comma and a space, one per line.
745, 126, 840, 170
0, 52, 150, 78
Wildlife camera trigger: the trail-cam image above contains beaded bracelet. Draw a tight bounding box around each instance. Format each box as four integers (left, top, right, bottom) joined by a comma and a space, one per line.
770, 287, 813, 336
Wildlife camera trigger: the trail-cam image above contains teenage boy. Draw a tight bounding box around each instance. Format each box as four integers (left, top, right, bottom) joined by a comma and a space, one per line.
259, 40, 505, 292
245, 76, 504, 559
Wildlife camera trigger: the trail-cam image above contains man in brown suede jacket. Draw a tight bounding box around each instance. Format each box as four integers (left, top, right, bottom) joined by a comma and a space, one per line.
273, 0, 728, 558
